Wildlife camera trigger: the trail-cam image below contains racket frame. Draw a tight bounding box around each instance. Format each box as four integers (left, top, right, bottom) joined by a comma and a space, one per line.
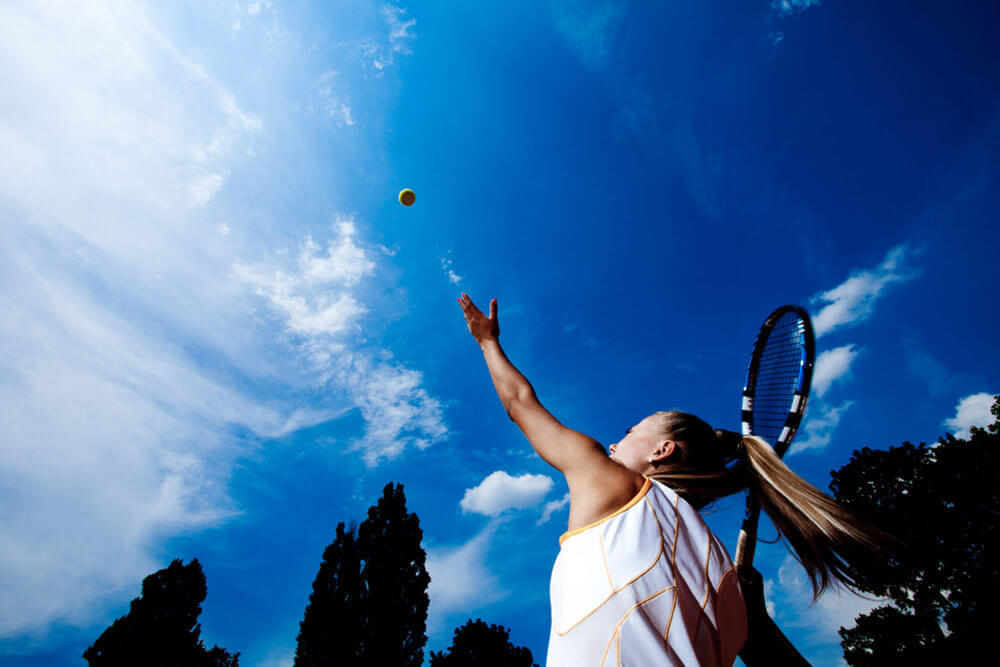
734, 305, 815, 569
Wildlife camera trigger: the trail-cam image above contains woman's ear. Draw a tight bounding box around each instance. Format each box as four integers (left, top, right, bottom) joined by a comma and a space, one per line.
649, 440, 677, 464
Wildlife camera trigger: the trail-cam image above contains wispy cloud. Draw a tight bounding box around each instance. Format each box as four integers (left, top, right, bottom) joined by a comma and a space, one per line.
0, 0, 276, 636
425, 522, 507, 634
0, 0, 440, 638
790, 243, 920, 458
790, 400, 854, 455
234, 219, 374, 337
770, 555, 888, 653
812, 345, 861, 398
460, 471, 554, 517
772, 0, 822, 18
537, 492, 570, 525
943, 392, 995, 439
343, 5, 417, 77
315, 71, 356, 127
247, 0, 272, 17
256, 647, 294, 667
383, 5, 417, 55
563, 322, 600, 349
340, 354, 448, 465
902, 339, 966, 397
549, 0, 622, 68
811, 244, 919, 338
441, 257, 463, 285
235, 219, 447, 466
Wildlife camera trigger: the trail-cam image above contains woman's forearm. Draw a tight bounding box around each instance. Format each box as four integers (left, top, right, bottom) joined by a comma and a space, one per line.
479, 339, 535, 413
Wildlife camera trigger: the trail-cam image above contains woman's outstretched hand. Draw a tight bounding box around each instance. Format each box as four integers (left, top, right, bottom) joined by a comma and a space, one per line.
458, 293, 499, 345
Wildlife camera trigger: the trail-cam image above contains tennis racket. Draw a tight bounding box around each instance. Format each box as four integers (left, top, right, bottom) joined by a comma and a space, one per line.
733, 305, 815, 570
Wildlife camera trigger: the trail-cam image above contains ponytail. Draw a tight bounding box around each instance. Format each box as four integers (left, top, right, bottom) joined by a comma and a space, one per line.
646, 410, 899, 600
739, 434, 897, 599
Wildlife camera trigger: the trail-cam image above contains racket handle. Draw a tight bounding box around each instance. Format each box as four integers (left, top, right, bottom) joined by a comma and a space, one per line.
735, 528, 753, 568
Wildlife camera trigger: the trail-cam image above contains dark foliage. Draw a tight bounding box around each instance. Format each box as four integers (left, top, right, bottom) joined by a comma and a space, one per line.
832, 396, 1000, 665
357, 482, 431, 666
430, 618, 537, 667
295, 482, 430, 666
83, 558, 239, 666
294, 522, 364, 666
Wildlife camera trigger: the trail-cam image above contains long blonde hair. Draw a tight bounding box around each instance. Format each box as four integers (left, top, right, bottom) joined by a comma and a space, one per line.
647, 410, 898, 599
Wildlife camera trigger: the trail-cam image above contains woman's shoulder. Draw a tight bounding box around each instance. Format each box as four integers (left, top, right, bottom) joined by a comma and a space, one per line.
564, 466, 648, 537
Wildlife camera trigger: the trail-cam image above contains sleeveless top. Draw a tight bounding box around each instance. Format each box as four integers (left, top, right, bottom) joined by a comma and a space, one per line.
546, 477, 747, 666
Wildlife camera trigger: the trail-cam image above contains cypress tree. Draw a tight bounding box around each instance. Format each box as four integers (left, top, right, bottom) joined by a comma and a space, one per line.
357, 482, 430, 666
83, 558, 239, 666
295, 482, 430, 666
295, 522, 364, 666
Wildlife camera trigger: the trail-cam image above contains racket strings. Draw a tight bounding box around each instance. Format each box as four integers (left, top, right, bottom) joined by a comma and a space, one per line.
749, 315, 807, 445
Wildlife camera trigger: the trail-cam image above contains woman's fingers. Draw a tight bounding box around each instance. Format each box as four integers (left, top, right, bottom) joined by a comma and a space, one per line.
459, 293, 484, 317
458, 294, 499, 342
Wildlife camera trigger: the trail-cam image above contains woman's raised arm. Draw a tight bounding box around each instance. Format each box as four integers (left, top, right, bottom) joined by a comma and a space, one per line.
458, 293, 609, 476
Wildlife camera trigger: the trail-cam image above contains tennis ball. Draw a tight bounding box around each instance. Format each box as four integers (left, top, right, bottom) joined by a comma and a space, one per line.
399, 188, 416, 206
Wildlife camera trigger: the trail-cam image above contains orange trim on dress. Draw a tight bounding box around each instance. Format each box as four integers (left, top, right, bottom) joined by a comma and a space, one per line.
559, 477, 652, 545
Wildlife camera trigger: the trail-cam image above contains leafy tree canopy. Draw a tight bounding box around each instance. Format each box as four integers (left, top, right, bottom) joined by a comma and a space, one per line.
83, 558, 239, 667
430, 618, 538, 667
833, 395, 1000, 665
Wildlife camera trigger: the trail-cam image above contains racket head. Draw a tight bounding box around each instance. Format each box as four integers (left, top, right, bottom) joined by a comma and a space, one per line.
741, 305, 815, 457
735, 305, 814, 569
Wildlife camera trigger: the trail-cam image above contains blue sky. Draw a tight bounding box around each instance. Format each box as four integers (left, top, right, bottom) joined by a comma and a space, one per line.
1, 1, 998, 665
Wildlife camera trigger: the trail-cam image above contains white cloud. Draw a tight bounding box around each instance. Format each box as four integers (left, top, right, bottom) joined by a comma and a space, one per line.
789, 400, 854, 455
550, 1, 622, 68
460, 471, 554, 517
234, 220, 375, 337
771, 555, 889, 648
341, 5, 416, 77
772, 0, 822, 17
425, 523, 507, 634
341, 355, 448, 466
235, 222, 447, 466
383, 5, 417, 54
943, 392, 995, 439
315, 71, 357, 127
811, 244, 918, 338
0, 0, 444, 639
0, 243, 303, 636
440, 257, 463, 284
247, 0, 272, 17
537, 492, 570, 525
189, 169, 230, 207
812, 345, 861, 398
256, 646, 294, 667
0, 0, 279, 636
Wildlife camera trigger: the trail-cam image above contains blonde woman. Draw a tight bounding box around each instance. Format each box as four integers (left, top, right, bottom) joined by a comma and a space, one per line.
458, 293, 894, 666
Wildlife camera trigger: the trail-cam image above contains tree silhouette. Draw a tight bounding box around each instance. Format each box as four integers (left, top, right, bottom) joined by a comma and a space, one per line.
294, 522, 364, 666
357, 482, 431, 666
833, 395, 1000, 665
83, 558, 239, 666
430, 618, 537, 667
295, 482, 430, 666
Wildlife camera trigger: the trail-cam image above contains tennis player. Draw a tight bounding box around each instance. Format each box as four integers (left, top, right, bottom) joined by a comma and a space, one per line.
458, 293, 894, 666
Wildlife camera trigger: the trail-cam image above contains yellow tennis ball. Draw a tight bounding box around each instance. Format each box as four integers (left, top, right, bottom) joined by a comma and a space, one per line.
399, 188, 416, 206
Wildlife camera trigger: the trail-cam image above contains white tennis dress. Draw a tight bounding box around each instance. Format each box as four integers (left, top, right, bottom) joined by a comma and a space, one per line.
546, 477, 747, 666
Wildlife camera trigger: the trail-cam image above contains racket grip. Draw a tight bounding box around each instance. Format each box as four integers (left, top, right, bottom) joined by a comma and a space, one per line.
735, 529, 752, 568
